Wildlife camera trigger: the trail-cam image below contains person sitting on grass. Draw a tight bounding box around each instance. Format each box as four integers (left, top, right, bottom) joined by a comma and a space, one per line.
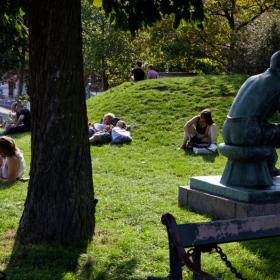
147, 65, 159, 79
130, 61, 145, 81
180, 109, 217, 150
0, 102, 31, 136
0, 136, 26, 184
111, 120, 132, 144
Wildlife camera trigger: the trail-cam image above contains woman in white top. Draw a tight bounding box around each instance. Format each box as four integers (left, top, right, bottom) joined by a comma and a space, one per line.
0, 136, 25, 184
180, 109, 217, 149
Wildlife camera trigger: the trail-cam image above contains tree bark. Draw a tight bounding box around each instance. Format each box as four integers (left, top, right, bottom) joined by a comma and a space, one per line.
17, 0, 96, 243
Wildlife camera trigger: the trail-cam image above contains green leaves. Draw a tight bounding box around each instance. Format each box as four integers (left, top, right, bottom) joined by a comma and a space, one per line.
0, 0, 28, 74
102, 0, 205, 34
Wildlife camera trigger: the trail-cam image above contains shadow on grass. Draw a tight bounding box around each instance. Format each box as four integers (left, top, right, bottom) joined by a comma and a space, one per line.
0, 182, 18, 191
183, 149, 219, 163
3, 238, 140, 280
91, 142, 132, 148
3, 238, 89, 280
241, 237, 280, 278
201, 152, 219, 163
92, 257, 140, 280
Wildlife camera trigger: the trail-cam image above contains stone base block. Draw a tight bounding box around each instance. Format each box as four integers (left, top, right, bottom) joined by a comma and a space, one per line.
179, 186, 280, 219
190, 176, 280, 203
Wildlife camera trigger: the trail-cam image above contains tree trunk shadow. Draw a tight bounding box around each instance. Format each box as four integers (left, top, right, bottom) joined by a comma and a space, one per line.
2, 235, 141, 279
2, 236, 90, 279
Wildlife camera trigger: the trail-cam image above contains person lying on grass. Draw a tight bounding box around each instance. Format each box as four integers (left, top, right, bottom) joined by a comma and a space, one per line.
111, 120, 132, 144
0, 136, 26, 184
89, 112, 117, 145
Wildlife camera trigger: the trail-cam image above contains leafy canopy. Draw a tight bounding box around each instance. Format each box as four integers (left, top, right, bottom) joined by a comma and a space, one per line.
102, 0, 205, 34
0, 0, 28, 73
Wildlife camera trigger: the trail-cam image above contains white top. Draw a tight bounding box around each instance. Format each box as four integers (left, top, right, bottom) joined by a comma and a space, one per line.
111, 127, 131, 141
94, 123, 106, 131
0, 149, 26, 179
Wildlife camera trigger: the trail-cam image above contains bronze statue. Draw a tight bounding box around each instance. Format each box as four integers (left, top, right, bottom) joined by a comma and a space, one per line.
222, 50, 280, 175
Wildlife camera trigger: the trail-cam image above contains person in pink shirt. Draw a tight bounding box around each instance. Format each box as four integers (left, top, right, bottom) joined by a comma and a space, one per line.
147, 65, 159, 79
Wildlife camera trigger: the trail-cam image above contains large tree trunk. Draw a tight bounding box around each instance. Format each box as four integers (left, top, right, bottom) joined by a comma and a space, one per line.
17, 0, 96, 243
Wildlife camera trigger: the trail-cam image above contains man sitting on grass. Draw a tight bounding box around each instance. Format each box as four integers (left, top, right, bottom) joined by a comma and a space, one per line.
0, 102, 31, 136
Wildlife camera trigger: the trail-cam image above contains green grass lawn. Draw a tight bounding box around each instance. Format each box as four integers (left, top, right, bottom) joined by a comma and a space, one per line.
1, 75, 280, 280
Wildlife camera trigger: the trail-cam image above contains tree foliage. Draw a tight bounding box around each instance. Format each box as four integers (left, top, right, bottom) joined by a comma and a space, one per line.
82, 1, 136, 88
0, 0, 28, 74
102, 0, 205, 34
202, 0, 278, 71
233, 10, 280, 73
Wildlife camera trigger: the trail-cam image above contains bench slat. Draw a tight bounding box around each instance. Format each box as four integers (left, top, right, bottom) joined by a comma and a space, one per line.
177, 214, 280, 247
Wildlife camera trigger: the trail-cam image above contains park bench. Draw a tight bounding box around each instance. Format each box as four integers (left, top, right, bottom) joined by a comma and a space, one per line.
148, 213, 280, 280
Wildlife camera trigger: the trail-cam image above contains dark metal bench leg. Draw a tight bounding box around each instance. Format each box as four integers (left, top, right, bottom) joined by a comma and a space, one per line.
170, 243, 183, 280
192, 249, 203, 280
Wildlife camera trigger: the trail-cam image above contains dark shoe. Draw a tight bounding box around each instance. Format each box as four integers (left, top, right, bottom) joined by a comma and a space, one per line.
185, 143, 194, 151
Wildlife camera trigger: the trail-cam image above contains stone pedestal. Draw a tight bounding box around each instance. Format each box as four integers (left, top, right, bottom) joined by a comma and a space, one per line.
179, 176, 280, 219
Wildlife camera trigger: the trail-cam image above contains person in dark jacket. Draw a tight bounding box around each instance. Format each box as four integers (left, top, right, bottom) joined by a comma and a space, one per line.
1, 102, 31, 135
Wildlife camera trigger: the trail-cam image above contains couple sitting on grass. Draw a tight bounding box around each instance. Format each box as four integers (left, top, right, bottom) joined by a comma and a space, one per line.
89, 113, 132, 145
180, 109, 218, 154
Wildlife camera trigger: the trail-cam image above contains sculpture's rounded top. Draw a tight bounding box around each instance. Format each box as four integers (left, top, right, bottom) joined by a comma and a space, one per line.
270, 50, 280, 70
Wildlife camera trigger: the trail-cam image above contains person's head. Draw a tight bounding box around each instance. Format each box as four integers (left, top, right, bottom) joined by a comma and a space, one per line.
135, 61, 142, 68
102, 112, 115, 125
116, 120, 126, 129
11, 102, 17, 112
148, 65, 155, 71
200, 109, 214, 125
270, 50, 280, 71
11, 102, 23, 113
0, 136, 16, 157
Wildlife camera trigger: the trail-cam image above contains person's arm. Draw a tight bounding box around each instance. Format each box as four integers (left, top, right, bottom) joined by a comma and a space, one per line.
104, 124, 113, 133
129, 69, 135, 81
184, 115, 199, 129
13, 114, 24, 127
0, 156, 19, 184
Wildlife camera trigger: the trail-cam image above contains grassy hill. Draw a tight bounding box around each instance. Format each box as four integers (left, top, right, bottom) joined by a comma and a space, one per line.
1, 75, 280, 280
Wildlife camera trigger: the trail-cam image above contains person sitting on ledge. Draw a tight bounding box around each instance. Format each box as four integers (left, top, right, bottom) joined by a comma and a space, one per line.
0, 136, 26, 184
222, 50, 280, 175
180, 109, 217, 150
